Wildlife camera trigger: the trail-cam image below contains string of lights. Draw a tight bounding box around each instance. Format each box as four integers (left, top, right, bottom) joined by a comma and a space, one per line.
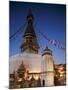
10, 22, 27, 40
10, 22, 65, 51
34, 24, 65, 51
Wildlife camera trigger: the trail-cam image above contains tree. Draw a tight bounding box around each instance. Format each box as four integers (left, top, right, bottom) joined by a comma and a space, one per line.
29, 75, 37, 87
17, 61, 26, 79
37, 77, 41, 87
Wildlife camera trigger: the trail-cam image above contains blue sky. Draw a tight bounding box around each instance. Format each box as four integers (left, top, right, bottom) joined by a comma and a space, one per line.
9, 1, 66, 64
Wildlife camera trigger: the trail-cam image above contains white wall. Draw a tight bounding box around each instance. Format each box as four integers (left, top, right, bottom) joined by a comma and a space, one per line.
41, 54, 54, 86
9, 53, 42, 74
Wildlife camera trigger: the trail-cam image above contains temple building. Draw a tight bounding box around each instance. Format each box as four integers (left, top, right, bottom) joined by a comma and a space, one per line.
41, 46, 54, 86
9, 10, 54, 88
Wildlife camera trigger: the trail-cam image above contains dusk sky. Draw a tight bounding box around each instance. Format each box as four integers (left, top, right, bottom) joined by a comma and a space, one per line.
10, 1, 66, 64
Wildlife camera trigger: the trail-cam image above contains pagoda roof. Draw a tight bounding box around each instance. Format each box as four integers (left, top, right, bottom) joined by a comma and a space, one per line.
23, 24, 36, 37
42, 46, 52, 56
44, 46, 51, 52
23, 9, 36, 37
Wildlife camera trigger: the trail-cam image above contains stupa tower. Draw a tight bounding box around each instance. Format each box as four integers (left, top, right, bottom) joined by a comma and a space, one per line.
20, 9, 39, 53
41, 46, 54, 86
